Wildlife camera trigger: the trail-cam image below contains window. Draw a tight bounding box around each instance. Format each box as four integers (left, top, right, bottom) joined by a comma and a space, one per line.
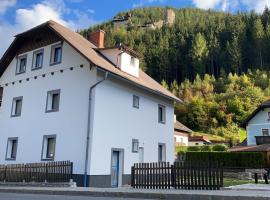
6, 138, 18, 160
0, 87, 3, 108
262, 129, 269, 136
50, 43, 62, 65
268, 112, 270, 120
130, 56, 135, 66
132, 139, 139, 153
46, 90, 60, 112
16, 55, 27, 74
133, 95, 139, 108
158, 104, 166, 124
11, 97, 23, 117
41, 135, 56, 160
32, 49, 44, 70
158, 143, 166, 162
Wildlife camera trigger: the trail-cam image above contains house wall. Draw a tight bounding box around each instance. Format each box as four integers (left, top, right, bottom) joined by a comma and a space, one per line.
0, 41, 96, 175
247, 108, 270, 145
89, 75, 174, 186
188, 141, 205, 146
174, 134, 188, 146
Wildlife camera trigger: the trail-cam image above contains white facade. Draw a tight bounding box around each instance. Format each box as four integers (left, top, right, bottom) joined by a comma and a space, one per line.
0, 35, 175, 187
188, 141, 206, 146
174, 134, 188, 146
246, 108, 270, 146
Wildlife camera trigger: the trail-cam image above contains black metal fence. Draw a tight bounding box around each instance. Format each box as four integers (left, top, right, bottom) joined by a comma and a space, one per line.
0, 161, 73, 183
131, 161, 223, 190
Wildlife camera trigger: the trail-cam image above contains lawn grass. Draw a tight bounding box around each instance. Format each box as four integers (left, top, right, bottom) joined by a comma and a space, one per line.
191, 131, 225, 141
223, 178, 253, 187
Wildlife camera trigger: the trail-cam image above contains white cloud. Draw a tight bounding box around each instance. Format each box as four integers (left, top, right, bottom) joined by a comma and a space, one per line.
0, 0, 16, 15
192, 0, 270, 13
0, 0, 97, 56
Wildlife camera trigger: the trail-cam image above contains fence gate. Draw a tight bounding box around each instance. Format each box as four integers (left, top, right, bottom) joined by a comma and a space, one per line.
131, 161, 223, 190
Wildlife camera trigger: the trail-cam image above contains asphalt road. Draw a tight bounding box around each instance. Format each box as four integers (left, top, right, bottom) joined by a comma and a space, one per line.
0, 193, 153, 200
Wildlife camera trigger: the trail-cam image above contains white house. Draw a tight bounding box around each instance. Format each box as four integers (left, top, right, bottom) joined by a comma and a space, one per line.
0, 20, 180, 188
174, 119, 192, 147
241, 100, 270, 146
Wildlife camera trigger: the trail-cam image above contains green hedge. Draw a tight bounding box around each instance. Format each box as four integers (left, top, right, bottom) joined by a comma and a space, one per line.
184, 152, 264, 168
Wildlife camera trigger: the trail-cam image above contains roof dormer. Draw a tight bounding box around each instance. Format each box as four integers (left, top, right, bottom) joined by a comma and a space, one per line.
88, 30, 140, 78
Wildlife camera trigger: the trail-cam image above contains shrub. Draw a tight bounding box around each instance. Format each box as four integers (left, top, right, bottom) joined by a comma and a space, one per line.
212, 144, 228, 152
185, 152, 264, 168
200, 145, 212, 152
187, 146, 200, 152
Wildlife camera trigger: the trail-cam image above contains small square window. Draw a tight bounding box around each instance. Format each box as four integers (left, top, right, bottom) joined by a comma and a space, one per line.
50, 43, 62, 65
16, 55, 27, 74
262, 129, 269, 136
133, 95, 139, 108
11, 96, 23, 117
42, 135, 56, 160
132, 139, 139, 153
46, 90, 60, 112
158, 104, 166, 124
6, 137, 18, 160
32, 49, 44, 70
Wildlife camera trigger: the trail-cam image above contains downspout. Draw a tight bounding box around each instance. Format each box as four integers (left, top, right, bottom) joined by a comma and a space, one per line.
84, 69, 108, 187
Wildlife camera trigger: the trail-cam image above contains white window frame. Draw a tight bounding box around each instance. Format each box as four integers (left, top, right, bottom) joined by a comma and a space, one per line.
41, 135, 56, 161
133, 95, 140, 109
132, 139, 139, 153
158, 143, 166, 162
130, 56, 136, 66
46, 90, 60, 113
50, 43, 62, 65
5, 137, 18, 160
262, 128, 269, 136
16, 55, 27, 75
11, 96, 23, 117
32, 49, 44, 70
158, 104, 166, 124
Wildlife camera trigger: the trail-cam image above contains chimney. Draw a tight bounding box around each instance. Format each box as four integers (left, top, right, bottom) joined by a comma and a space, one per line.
88, 30, 105, 48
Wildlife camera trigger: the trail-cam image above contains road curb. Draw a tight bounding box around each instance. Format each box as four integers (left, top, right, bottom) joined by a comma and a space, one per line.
0, 188, 269, 199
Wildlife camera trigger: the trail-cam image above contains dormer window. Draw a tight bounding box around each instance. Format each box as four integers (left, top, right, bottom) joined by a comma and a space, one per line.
32, 49, 44, 70
16, 55, 27, 75
50, 43, 62, 65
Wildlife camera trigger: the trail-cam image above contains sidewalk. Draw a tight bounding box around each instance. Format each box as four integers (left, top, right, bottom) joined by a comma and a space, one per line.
0, 186, 269, 199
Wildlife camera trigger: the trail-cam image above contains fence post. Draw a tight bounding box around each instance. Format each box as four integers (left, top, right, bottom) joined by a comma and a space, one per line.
45, 163, 48, 183
131, 166, 135, 188
171, 164, 174, 189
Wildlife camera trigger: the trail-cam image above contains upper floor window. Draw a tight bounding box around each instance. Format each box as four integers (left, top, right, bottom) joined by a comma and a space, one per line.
262, 129, 269, 136
133, 95, 139, 109
50, 43, 62, 65
6, 137, 18, 160
158, 104, 166, 124
46, 90, 60, 112
11, 96, 23, 117
16, 55, 27, 75
32, 49, 44, 70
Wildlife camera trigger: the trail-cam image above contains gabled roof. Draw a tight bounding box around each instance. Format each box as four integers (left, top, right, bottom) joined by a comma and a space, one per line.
0, 20, 180, 102
241, 99, 270, 128
188, 136, 211, 143
174, 120, 192, 133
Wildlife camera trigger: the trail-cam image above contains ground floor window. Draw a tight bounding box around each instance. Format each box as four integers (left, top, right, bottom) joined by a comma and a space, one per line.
6, 137, 18, 160
262, 129, 269, 136
158, 143, 166, 162
42, 135, 56, 160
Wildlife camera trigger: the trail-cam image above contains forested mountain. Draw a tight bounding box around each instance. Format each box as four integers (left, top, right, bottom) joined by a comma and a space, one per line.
80, 7, 270, 142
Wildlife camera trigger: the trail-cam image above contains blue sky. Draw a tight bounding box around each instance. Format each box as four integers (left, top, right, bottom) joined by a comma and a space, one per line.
0, 0, 270, 56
